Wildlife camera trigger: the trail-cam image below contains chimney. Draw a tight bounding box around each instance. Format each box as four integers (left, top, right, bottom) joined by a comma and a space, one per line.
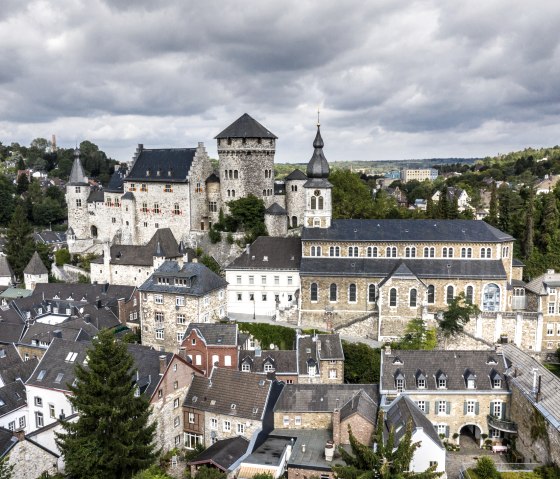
13, 429, 25, 442
246, 244, 250, 256
325, 440, 334, 462
178, 347, 187, 360
159, 355, 167, 375
117, 298, 126, 325
84, 315, 91, 323
385, 345, 392, 356
332, 408, 341, 446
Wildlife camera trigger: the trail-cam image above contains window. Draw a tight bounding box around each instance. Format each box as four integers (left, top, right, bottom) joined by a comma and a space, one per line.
461, 247, 472, 258
493, 378, 502, 388
49, 404, 55, 418
482, 283, 500, 311
438, 401, 447, 414
184, 433, 203, 450
177, 314, 186, 324
18, 416, 25, 429
409, 289, 417, 307
212, 355, 219, 366
35, 412, 44, 428
287, 276, 293, 285
368, 284, 376, 303
437, 424, 447, 435
389, 288, 397, 307
223, 420, 231, 432
417, 378, 426, 389
446, 285, 454, 304
329, 369, 337, 379
211, 418, 218, 429
34, 397, 43, 407
416, 400, 426, 413
237, 293, 242, 301
367, 246, 378, 257
173, 203, 181, 215
242, 363, 251, 372
75, 186, 81, 193
329, 283, 337, 302
235, 423, 245, 435
438, 377, 447, 389
283, 416, 290, 426
310, 246, 322, 256
466, 400, 476, 414
386, 246, 397, 257
188, 412, 195, 424
310, 283, 318, 302
348, 284, 357, 302
492, 401, 503, 418
176, 296, 185, 306
249, 275, 254, 285
154, 294, 163, 304
155, 312, 164, 324
466, 285, 474, 304
443, 247, 454, 258
348, 246, 358, 257
174, 416, 180, 428
176, 332, 185, 342
8, 421, 14, 431
274, 276, 280, 285
224, 355, 232, 366
295, 416, 302, 426
405, 246, 416, 258
396, 378, 404, 392
155, 329, 164, 340
424, 247, 435, 258
264, 362, 274, 373
76, 199, 82, 207
549, 304, 556, 315
427, 285, 435, 304
173, 398, 180, 408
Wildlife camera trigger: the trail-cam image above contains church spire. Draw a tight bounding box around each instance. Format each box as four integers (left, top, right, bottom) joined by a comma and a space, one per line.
306, 122, 329, 180
68, 147, 88, 185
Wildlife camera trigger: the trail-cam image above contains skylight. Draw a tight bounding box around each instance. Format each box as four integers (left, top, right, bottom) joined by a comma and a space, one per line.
37, 370, 46, 381
54, 373, 64, 384
0, 399, 4, 406
65, 352, 78, 362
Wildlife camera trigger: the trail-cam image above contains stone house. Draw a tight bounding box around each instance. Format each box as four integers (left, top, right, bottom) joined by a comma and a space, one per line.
226, 236, 301, 320
273, 383, 378, 446
90, 228, 187, 287
139, 261, 228, 353
0, 256, 14, 287
182, 367, 282, 448
379, 348, 515, 446
239, 349, 298, 384
187, 436, 250, 478
23, 252, 48, 291
0, 380, 28, 433
296, 334, 344, 384
180, 323, 239, 375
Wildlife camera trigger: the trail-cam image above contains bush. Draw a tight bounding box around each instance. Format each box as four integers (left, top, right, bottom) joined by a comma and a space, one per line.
208, 228, 221, 244
226, 233, 234, 244
475, 456, 500, 479
55, 248, 71, 266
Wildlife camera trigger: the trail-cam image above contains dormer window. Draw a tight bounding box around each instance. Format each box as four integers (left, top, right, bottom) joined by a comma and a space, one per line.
464, 370, 476, 389
493, 378, 502, 388
395, 370, 405, 392
436, 371, 447, 389
241, 363, 251, 372
264, 362, 274, 373
415, 370, 427, 389
467, 378, 475, 389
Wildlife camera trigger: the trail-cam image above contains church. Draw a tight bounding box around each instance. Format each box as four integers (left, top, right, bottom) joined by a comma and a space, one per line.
65, 114, 308, 254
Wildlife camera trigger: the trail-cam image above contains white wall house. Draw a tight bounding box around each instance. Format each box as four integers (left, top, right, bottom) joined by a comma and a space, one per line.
225, 237, 302, 319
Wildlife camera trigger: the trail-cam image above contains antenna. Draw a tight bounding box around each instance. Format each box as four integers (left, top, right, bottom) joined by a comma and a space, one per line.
317, 106, 320, 127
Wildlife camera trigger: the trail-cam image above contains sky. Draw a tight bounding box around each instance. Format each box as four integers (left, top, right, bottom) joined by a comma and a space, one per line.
1, 1, 560, 164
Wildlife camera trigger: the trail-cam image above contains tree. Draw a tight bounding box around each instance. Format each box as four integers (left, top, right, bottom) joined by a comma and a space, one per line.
522, 190, 535, 259
0, 456, 13, 479
330, 170, 375, 219
132, 465, 173, 479
0, 175, 15, 226
5, 204, 36, 280
342, 341, 380, 384
473, 456, 499, 479
438, 293, 480, 338
221, 195, 267, 244
193, 466, 226, 479
200, 254, 222, 276
395, 319, 437, 350
332, 414, 442, 479
487, 182, 498, 226
16, 172, 29, 195
56, 329, 158, 478
55, 248, 71, 266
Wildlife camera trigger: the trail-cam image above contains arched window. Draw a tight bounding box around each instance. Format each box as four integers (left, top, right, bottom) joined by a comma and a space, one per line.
430, 247, 435, 257
91, 225, 98, 238
405, 247, 416, 258
234, 170, 238, 179
466, 285, 474, 304
311, 196, 317, 209
483, 283, 500, 311
310, 283, 318, 302
229, 170, 233, 179
486, 247, 492, 258
386, 246, 397, 258
367, 246, 378, 258
427, 285, 435, 304
227, 189, 231, 197
316, 246, 322, 256
446, 285, 455, 304
368, 284, 376, 303
348, 246, 358, 257
311, 246, 316, 256
330, 284, 337, 302
318, 196, 324, 209
231, 190, 236, 197
348, 284, 357, 302
389, 288, 397, 307
330, 246, 334, 256
409, 289, 417, 307
335, 246, 340, 256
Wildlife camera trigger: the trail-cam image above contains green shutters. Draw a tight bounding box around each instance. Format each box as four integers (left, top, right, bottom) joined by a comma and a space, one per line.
435, 400, 440, 413
445, 426, 450, 438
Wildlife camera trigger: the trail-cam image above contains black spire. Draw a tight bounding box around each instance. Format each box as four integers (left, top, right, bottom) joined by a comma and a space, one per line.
306, 124, 330, 179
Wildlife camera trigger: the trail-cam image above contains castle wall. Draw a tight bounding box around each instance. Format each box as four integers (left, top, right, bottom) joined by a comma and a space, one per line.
285, 179, 306, 228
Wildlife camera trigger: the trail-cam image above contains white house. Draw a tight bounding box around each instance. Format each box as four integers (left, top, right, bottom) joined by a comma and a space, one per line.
225, 237, 302, 320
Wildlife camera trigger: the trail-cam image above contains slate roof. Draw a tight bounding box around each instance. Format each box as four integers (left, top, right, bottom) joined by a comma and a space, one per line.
274, 384, 378, 413
0, 257, 13, 278
127, 148, 197, 183
0, 288, 32, 301
33, 231, 67, 246
0, 380, 26, 417
188, 436, 249, 471
525, 270, 560, 295
215, 113, 277, 139
300, 258, 507, 280
0, 428, 17, 458
184, 368, 272, 420
227, 237, 302, 271
19, 317, 98, 346
339, 389, 377, 423
512, 258, 525, 267
185, 323, 238, 346
67, 153, 88, 186
23, 252, 48, 275
305, 125, 331, 185
239, 350, 298, 375
385, 395, 442, 448
0, 309, 25, 344
87, 189, 104, 203
206, 173, 220, 183
265, 203, 286, 215
302, 219, 513, 243
139, 261, 227, 296
380, 350, 509, 392
32, 283, 136, 303
106, 166, 127, 192
126, 344, 173, 397
296, 335, 344, 374
285, 169, 307, 181
0, 344, 36, 383
91, 228, 181, 267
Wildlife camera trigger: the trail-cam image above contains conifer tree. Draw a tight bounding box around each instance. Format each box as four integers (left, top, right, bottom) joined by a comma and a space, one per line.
437, 187, 449, 219
522, 190, 535, 259
56, 329, 158, 479
5, 204, 36, 281
487, 183, 498, 227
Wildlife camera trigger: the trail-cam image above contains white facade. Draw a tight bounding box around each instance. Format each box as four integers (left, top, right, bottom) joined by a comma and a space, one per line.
0, 405, 27, 433
226, 269, 299, 319
24, 272, 48, 291
409, 428, 446, 475
26, 384, 73, 433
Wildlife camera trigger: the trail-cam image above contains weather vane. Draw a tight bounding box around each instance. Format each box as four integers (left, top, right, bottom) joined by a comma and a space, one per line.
317, 106, 320, 127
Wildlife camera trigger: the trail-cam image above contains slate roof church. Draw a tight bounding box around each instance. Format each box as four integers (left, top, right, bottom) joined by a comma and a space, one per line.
66, 114, 309, 254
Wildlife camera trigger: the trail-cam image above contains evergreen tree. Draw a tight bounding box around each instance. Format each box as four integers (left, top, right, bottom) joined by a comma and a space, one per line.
487, 182, 498, 227
426, 195, 435, 219
437, 187, 449, 219
0, 175, 15, 226
16, 173, 29, 195
522, 190, 535, 259
56, 329, 158, 479
332, 412, 442, 479
539, 192, 558, 251
5, 204, 35, 281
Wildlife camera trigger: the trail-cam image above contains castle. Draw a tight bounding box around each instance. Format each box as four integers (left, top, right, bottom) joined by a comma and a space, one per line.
66, 113, 319, 253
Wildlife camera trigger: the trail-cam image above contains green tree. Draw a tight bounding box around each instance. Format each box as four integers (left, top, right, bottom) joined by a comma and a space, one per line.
5, 204, 35, 280
487, 183, 498, 226
522, 190, 535, 259
193, 466, 226, 479
0, 456, 13, 479
330, 170, 375, 219
16, 172, 30, 195
395, 319, 437, 350
539, 192, 559, 251
437, 187, 450, 219
55, 248, 71, 266
223, 195, 267, 244
0, 175, 15, 226
342, 341, 380, 383
473, 456, 499, 479
200, 254, 222, 276
132, 465, 172, 479
438, 293, 480, 338
332, 414, 442, 479
56, 329, 158, 479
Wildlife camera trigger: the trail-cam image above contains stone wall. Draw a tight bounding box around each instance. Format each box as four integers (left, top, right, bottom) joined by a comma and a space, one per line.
285, 178, 306, 228
7, 437, 60, 479
288, 465, 333, 479
265, 213, 288, 237
273, 411, 332, 430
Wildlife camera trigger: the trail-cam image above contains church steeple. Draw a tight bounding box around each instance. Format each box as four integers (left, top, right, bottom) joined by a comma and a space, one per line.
306, 124, 330, 180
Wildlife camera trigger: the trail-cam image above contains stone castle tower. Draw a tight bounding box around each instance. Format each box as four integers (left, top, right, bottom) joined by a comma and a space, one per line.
303, 123, 332, 228
215, 113, 277, 209
66, 148, 91, 242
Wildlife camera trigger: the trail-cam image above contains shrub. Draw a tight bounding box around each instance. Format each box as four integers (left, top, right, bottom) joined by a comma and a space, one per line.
226, 233, 234, 244
55, 248, 71, 266
208, 228, 221, 244
475, 456, 500, 479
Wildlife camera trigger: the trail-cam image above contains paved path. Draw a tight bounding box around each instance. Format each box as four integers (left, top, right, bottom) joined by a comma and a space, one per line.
229, 313, 382, 348
445, 438, 508, 479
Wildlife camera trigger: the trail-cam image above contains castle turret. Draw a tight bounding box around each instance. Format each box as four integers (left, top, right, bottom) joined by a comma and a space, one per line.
303, 123, 332, 228
66, 148, 91, 240
23, 251, 48, 290
215, 113, 277, 209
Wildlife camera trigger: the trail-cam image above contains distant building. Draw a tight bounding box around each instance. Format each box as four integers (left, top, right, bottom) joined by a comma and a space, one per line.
400, 168, 438, 183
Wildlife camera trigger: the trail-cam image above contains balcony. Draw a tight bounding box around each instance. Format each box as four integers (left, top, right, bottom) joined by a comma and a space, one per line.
487, 415, 518, 433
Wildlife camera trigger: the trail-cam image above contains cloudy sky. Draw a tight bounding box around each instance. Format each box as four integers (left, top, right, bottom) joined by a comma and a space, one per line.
1, 1, 560, 164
